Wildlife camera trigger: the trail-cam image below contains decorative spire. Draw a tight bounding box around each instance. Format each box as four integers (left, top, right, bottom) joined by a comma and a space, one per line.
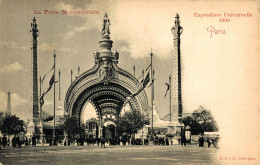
171, 13, 183, 38
175, 13, 180, 27
30, 17, 39, 40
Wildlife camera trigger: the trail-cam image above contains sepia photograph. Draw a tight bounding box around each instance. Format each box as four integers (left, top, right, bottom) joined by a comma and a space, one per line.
0, 0, 259, 164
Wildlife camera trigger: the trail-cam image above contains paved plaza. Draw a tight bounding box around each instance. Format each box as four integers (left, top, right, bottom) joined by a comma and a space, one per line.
0, 144, 220, 165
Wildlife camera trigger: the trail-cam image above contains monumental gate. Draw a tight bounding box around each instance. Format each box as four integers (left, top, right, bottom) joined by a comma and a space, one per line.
64, 14, 148, 138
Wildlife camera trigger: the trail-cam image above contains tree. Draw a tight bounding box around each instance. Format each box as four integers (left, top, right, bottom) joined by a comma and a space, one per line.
0, 114, 24, 136
61, 116, 85, 142
117, 110, 149, 138
182, 116, 193, 127
43, 111, 53, 122
192, 105, 218, 133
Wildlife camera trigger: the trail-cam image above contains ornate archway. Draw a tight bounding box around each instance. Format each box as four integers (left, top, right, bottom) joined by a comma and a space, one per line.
64, 14, 148, 137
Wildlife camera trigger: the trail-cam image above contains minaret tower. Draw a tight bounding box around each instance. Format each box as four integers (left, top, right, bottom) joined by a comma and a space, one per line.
7, 91, 11, 114
30, 17, 39, 119
171, 13, 183, 123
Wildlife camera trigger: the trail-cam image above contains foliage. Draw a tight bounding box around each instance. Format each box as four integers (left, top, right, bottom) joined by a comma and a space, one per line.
165, 133, 175, 138
43, 116, 53, 122
182, 116, 193, 127
0, 113, 24, 136
61, 116, 85, 141
117, 110, 149, 136
181, 105, 218, 134
192, 105, 218, 132
43, 111, 53, 122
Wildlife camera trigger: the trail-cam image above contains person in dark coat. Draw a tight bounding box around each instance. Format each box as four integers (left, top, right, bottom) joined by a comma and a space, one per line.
97, 138, 100, 146
207, 138, 211, 148
12, 136, 17, 148
181, 135, 186, 147
201, 136, 204, 147
2, 136, 7, 147
199, 136, 204, 147
17, 136, 21, 148
166, 138, 169, 145
101, 137, 106, 148
32, 136, 36, 147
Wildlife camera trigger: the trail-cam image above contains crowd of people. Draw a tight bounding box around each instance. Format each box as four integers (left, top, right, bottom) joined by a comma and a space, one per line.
0, 135, 38, 149
0, 134, 219, 149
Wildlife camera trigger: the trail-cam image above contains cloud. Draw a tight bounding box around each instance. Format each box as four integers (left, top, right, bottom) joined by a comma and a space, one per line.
55, 1, 107, 39
55, 1, 174, 59
0, 90, 28, 112
64, 25, 89, 39
44, 100, 53, 106
0, 40, 27, 50
0, 62, 24, 74
38, 42, 78, 53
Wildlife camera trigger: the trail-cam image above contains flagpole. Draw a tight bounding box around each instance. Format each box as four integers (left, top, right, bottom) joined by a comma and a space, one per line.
150, 50, 154, 131
169, 75, 172, 122
71, 69, 73, 84
59, 70, 61, 102
142, 70, 144, 81
53, 50, 56, 145
142, 69, 144, 144
133, 65, 136, 77
39, 76, 42, 120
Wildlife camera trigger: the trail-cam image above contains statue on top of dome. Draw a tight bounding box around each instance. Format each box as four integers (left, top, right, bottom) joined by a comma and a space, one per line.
102, 13, 110, 36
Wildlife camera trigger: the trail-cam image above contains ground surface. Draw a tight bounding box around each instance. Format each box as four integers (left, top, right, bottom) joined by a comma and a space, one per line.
0, 144, 220, 165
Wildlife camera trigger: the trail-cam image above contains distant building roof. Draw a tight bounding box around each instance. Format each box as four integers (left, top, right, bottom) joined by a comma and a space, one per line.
162, 112, 192, 121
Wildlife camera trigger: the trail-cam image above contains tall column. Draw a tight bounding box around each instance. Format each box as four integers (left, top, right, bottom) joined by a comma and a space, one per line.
7, 92, 11, 114
31, 17, 39, 119
53, 51, 56, 144
169, 75, 171, 122
150, 51, 154, 130
171, 14, 183, 123
59, 70, 61, 102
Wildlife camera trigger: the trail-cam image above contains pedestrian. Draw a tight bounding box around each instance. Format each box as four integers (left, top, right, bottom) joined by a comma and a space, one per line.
2, 136, 7, 147
97, 138, 100, 146
207, 138, 211, 148
32, 136, 36, 147
17, 136, 21, 148
199, 135, 204, 147
101, 137, 106, 148
12, 136, 17, 148
166, 138, 169, 145
181, 135, 186, 147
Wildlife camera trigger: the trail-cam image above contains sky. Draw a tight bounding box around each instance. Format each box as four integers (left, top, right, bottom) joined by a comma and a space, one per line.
0, 0, 259, 158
